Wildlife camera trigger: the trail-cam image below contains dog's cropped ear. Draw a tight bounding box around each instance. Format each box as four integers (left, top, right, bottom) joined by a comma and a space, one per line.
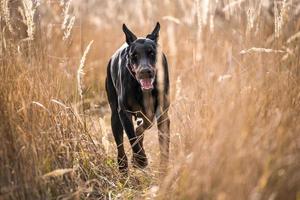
122, 24, 137, 45
146, 22, 160, 43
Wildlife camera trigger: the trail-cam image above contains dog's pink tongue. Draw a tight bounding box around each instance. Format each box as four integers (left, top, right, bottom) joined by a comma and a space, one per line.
140, 79, 153, 90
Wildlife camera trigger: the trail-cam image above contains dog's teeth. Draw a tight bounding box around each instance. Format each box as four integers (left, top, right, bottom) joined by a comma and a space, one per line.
140, 79, 153, 90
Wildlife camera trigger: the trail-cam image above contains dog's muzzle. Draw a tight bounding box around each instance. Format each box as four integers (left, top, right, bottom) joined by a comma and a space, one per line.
136, 67, 155, 90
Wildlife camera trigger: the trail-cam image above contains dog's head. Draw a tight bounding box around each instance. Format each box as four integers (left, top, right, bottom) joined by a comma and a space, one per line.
122, 22, 160, 91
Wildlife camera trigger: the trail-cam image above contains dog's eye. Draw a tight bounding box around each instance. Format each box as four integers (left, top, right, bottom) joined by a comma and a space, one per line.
149, 51, 155, 57
131, 53, 138, 60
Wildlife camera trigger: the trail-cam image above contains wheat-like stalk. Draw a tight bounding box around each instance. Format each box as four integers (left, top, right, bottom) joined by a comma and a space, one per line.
77, 40, 94, 100
22, 0, 38, 40
61, 0, 71, 30
63, 16, 75, 41
1, 0, 14, 34
61, 0, 75, 41
240, 47, 286, 54
246, 7, 255, 35
274, 0, 287, 38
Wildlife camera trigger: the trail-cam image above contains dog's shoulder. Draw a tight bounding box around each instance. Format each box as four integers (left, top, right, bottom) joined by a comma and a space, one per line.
109, 43, 129, 81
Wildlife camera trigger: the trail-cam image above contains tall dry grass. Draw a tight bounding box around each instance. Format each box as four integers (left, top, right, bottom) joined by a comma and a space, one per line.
1, 0, 300, 199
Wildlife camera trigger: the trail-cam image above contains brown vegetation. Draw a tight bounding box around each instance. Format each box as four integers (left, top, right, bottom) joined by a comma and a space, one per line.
0, 0, 299, 199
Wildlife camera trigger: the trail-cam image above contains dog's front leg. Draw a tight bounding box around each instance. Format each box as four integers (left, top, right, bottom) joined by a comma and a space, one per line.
118, 109, 148, 168
157, 111, 170, 169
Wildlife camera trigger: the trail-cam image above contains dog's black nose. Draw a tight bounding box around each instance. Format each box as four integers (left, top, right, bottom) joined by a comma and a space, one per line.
141, 68, 152, 75
140, 68, 153, 78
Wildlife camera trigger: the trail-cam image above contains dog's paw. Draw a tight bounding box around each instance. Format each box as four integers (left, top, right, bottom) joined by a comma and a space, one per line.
118, 156, 128, 172
132, 153, 148, 169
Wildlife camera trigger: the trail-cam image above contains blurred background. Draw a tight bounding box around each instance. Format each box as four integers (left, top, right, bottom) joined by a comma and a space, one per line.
1, 0, 300, 199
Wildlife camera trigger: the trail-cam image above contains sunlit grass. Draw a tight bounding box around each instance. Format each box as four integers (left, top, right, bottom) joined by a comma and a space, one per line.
0, 0, 299, 199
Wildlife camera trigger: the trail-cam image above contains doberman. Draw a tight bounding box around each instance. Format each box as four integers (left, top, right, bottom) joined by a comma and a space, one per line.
105, 22, 170, 172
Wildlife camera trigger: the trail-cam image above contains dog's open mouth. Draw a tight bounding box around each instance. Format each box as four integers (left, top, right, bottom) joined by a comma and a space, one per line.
139, 78, 154, 90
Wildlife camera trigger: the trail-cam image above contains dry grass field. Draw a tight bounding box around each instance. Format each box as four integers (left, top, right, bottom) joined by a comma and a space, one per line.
1, 0, 300, 199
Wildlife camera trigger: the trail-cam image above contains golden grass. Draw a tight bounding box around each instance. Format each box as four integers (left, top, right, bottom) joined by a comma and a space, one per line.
1, 0, 300, 199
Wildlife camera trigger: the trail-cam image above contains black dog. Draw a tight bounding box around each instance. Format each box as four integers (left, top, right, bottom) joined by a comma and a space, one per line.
105, 22, 170, 171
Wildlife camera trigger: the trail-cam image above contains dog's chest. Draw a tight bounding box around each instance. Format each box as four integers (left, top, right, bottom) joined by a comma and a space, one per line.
142, 91, 155, 120
128, 91, 155, 121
